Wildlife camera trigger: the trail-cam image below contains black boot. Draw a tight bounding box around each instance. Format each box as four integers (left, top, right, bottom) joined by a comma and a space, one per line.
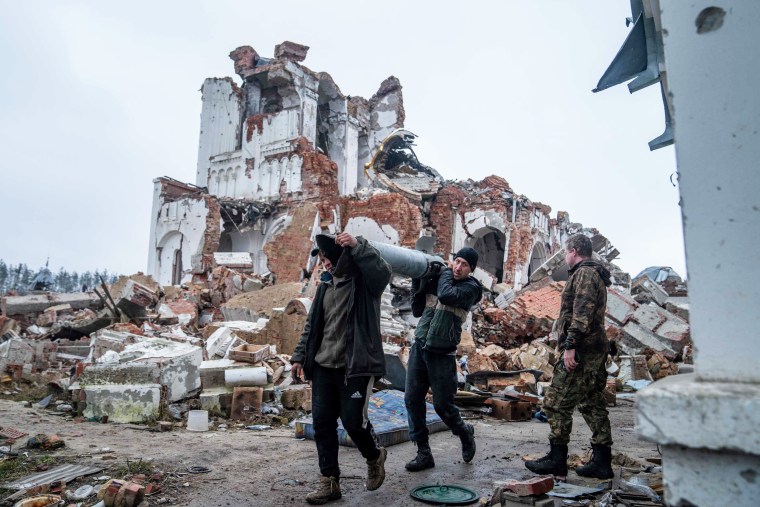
525, 442, 568, 479
406, 441, 435, 472
459, 423, 476, 463
576, 444, 614, 479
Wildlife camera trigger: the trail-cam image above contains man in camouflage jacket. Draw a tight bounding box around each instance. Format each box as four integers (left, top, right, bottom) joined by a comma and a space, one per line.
525, 234, 614, 480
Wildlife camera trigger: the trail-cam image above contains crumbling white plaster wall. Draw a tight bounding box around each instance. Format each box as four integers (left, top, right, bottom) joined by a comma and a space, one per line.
196, 78, 245, 187
327, 114, 361, 196
344, 217, 401, 245
148, 186, 211, 285
634, 3, 760, 505
239, 111, 305, 201
219, 214, 292, 274
454, 209, 510, 288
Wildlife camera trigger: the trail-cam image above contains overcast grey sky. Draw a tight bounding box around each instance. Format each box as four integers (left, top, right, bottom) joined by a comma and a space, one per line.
0, 1, 686, 279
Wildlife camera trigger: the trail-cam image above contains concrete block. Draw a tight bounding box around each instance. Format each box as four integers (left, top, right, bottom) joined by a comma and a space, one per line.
619, 355, 653, 382
631, 304, 667, 332
205, 327, 245, 359
121, 338, 202, 402
78, 363, 160, 386
1, 292, 102, 317
200, 387, 234, 417
281, 384, 312, 410
606, 289, 638, 325
213, 252, 253, 270
115, 280, 159, 318
82, 384, 161, 423
503, 476, 554, 496
230, 387, 263, 420
637, 374, 760, 456
631, 275, 669, 306
657, 445, 760, 507
494, 289, 516, 309
488, 399, 532, 421
89, 329, 145, 360
665, 297, 690, 321
620, 322, 677, 359
0, 337, 34, 373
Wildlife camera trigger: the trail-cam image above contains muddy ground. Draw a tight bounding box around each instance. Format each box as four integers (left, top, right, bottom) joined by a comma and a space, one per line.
0, 398, 656, 506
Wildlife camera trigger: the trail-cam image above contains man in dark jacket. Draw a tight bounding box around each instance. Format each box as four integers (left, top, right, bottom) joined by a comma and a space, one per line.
525, 234, 614, 480
291, 232, 391, 505
404, 247, 482, 472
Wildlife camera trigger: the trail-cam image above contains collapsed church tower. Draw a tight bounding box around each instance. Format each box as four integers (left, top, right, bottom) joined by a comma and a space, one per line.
147, 41, 621, 291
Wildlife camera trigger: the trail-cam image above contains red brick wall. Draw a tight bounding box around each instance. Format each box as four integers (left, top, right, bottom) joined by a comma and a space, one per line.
429, 185, 466, 257
344, 193, 423, 247
263, 201, 318, 283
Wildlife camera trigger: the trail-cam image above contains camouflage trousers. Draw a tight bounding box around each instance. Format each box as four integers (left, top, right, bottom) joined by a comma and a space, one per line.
542, 351, 613, 446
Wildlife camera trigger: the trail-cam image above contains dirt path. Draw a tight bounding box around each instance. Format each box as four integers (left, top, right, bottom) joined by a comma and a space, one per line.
0, 399, 656, 506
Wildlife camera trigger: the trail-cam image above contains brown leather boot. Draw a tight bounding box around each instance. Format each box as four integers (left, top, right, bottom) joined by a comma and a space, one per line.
366, 447, 387, 491
305, 476, 341, 505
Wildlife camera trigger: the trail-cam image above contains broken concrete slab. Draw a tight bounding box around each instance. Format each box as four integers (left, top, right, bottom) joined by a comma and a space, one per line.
665, 297, 690, 321
115, 280, 159, 318
619, 355, 654, 383
200, 386, 234, 417
89, 328, 146, 361
213, 252, 253, 271
82, 384, 161, 423
629, 303, 690, 355
119, 338, 202, 402
1, 292, 103, 318
78, 363, 161, 387
156, 300, 198, 326
0, 337, 34, 375
606, 289, 638, 325
631, 274, 669, 307
205, 327, 246, 360
620, 321, 678, 360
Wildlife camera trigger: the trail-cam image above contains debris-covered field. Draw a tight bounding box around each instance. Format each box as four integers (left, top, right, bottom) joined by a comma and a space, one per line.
1, 263, 688, 506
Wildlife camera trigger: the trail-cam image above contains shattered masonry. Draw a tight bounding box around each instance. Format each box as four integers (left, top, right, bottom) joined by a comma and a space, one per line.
146, 41, 621, 292
0, 40, 692, 436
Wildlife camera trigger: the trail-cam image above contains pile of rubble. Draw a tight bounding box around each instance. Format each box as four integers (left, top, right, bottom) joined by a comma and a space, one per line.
453, 261, 691, 419
1, 271, 313, 429
1, 251, 691, 433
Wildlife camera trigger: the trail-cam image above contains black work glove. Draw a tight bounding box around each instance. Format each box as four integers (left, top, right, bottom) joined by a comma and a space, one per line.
411, 278, 427, 318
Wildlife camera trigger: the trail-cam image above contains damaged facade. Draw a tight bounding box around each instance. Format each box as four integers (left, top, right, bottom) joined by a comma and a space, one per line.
147, 41, 622, 294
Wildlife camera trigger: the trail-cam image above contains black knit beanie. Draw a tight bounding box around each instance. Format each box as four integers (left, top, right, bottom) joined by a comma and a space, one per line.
314, 234, 343, 265
455, 247, 478, 271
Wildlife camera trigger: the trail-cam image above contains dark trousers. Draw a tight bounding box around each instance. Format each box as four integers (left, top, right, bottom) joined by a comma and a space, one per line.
404, 340, 467, 443
311, 364, 381, 478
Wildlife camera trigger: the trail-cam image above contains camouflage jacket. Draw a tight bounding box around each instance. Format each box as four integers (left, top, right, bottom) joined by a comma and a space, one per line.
557, 259, 611, 354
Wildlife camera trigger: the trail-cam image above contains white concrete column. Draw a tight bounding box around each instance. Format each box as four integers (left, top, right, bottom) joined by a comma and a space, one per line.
636, 2, 760, 506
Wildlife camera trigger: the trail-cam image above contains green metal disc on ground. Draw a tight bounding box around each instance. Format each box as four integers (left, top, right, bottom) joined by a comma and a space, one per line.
410, 484, 480, 505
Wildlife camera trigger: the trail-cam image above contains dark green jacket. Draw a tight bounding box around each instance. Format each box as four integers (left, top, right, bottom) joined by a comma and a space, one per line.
413, 268, 482, 354
291, 237, 391, 380
557, 259, 611, 354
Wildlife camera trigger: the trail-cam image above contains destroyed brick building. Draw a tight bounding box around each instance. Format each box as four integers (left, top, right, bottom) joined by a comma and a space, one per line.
0, 38, 702, 506
146, 41, 621, 294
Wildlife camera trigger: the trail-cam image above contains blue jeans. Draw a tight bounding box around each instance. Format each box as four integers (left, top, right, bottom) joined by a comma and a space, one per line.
311, 364, 381, 478
404, 340, 467, 443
